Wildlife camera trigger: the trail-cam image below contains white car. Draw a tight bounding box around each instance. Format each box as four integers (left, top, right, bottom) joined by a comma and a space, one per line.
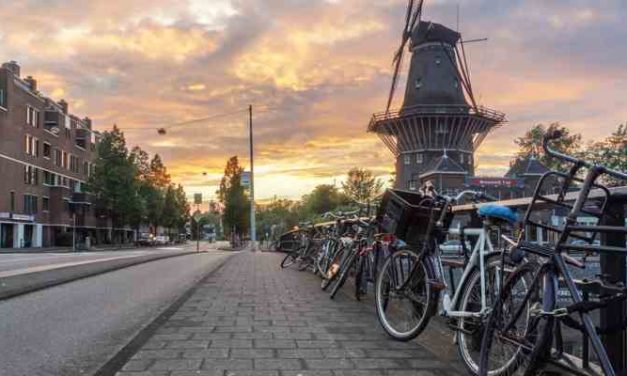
154, 235, 169, 245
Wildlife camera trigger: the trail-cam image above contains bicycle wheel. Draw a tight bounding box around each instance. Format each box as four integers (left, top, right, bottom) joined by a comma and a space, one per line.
329, 251, 358, 299
478, 261, 553, 376
280, 249, 300, 268
375, 249, 437, 341
354, 254, 367, 301
456, 255, 515, 375
321, 243, 344, 290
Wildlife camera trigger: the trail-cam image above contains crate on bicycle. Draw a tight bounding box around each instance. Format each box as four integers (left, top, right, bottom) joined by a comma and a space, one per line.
377, 189, 452, 247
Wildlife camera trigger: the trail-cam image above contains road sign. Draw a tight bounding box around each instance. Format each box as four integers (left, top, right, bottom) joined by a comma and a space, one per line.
241, 171, 250, 187
194, 193, 202, 204
193, 210, 203, 222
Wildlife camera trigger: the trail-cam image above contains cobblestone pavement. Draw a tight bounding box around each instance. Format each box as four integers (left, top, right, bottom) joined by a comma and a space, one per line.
116, 251, 463, 376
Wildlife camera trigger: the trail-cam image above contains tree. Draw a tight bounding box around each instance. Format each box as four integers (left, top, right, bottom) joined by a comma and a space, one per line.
149, 154, 171, 189
88, 126, 141, 228
513, 123, 582, 172
341, 168, 383, 204
301, 184, 345, 215
217, 156, 250, 236
582, 124, 627, 187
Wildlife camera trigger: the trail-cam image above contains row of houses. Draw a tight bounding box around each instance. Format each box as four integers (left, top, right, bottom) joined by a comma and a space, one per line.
0, 61, 133, 249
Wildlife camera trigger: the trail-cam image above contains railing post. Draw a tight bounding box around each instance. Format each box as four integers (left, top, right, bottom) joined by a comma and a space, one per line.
599, 199, 626, 372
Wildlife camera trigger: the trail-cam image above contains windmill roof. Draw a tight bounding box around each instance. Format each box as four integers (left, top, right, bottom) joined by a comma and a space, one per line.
420, 153, 468, 178
411, 21, 461, 46
505, 156, 550, 177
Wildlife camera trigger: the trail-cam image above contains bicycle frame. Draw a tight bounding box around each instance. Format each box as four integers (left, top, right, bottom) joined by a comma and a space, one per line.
439, 225, 499, 318
393, 219, 505, 320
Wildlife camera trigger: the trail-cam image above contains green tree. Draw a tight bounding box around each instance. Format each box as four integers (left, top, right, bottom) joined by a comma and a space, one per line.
217, 156, 250, 236
341, 168, 383, 204
88, 126, 140, 228
255, 198, 300, 239
513, 123, 582, 171
301, 184, 345, 215
583, 124, 627, 186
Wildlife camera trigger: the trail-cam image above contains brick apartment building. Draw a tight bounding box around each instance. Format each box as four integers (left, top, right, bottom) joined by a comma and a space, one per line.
0, 61, 132, 249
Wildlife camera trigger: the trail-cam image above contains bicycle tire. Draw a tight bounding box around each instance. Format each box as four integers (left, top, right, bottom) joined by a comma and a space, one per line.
329, 251, 357, 299
280, 250, 299, 268
321, 244, 345, 291
478, 261, 553, 376
355, 254, 366, 301
456, 254, 515, 375
374, 248, 437, 341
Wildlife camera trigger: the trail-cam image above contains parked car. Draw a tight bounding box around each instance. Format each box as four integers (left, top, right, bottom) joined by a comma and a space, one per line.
137, 232, 155, 246
155, 235, 169, 246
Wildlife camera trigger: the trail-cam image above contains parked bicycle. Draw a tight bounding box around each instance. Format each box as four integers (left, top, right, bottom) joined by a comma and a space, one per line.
374, 188, 518, 375
478, 130, 627, 376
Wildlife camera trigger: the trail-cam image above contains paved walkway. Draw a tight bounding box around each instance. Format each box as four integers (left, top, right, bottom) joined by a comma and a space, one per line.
116, 252, 462, 376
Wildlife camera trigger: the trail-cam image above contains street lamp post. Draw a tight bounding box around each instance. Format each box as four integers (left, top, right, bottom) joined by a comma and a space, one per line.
248, 105, 256, 251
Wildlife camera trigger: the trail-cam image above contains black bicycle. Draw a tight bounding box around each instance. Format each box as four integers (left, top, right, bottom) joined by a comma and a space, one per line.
479, 130, 627, 376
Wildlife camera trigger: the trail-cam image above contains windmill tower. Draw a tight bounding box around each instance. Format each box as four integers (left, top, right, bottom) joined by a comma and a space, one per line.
368, 0, 505, 193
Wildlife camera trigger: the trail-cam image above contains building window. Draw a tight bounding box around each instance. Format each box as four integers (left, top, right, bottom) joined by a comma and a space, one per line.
416, 153, 423, 163
43, 142, 51, 159
26, 105, 39, 127
43, 171, 56, 185
24, 166, 38, 185
403, 154, 410, 165
24, 195, 38, 215
0, 88, 5, 108
415, 78, 423, 89
83, 161, 89, 175
71, 156, 80, 173
54, 149, 62, 167
409, 180, 417, 191
24, 135, 38, 157
62, 151, 68, 169
42, 197, 49, 212
10, 191, 15, 212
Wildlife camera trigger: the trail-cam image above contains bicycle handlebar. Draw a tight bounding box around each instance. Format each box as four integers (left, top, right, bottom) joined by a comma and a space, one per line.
543, 129, 627, 181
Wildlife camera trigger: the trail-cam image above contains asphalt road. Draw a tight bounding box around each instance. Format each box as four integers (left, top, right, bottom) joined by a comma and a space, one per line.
0, 248, 233, 376
0, 247, 192, 275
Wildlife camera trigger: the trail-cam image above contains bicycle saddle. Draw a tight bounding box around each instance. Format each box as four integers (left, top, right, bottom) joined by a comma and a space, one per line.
478, 204, 518, 224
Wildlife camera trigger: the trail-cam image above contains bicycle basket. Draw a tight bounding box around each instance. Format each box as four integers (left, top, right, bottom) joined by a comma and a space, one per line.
377, 189, 450, 247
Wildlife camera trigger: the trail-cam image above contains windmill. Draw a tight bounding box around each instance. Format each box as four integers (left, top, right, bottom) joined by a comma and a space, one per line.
369, 1, 505, 193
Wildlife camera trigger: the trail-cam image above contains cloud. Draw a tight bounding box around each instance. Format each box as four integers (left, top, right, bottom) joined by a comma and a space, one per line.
1, 0, 625, 200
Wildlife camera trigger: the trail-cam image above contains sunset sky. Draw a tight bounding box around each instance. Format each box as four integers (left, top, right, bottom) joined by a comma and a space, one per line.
1, 0, 625, 204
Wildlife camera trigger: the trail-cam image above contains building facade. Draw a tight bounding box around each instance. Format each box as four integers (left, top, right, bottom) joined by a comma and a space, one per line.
0, 61, 126, 249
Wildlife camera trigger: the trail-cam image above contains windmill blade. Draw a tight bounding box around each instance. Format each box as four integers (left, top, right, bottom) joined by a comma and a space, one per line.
386, 0, 418, 113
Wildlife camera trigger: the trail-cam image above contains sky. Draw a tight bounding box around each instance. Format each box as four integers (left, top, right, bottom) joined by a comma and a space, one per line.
1, 0, 625, 204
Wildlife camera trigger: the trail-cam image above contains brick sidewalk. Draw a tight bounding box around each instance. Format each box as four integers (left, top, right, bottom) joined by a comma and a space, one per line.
116, 252, 462, 376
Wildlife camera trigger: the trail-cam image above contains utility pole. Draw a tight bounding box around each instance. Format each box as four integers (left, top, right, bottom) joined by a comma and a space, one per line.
196, 203, 200, 253
72, 213, 76, 252
249, 104, 256, 251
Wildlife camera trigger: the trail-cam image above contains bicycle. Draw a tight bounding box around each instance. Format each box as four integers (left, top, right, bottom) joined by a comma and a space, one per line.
478, 130, 627, 376
374, 188, 518, 375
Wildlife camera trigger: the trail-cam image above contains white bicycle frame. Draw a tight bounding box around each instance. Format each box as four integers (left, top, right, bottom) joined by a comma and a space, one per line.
437, 223, 502, 319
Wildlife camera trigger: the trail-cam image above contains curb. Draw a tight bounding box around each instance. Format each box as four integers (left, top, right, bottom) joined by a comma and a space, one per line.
0, 251, 197, 301
93, 252, 238, 376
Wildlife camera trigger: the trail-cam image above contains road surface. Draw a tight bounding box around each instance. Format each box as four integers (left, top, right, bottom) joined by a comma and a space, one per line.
0, 247, 233, 376
0, 246, 192, 275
